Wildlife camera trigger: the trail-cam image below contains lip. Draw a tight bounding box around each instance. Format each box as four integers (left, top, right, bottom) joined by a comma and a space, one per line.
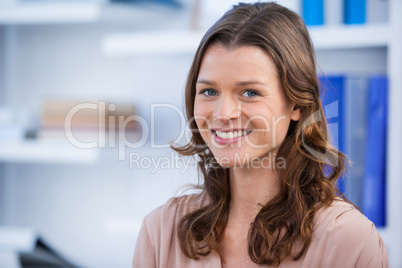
210, 128, 252, 145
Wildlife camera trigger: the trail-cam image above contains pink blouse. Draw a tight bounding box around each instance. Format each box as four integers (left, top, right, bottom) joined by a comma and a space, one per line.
133, 194, 388, 267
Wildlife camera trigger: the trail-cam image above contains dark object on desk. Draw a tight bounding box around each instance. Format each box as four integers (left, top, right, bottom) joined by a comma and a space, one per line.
20, 238, 79, 268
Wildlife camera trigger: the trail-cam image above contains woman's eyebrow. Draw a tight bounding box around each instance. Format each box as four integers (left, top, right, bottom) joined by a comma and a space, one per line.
235, 80, 265, 86
196, 80, 266, 86
196, 79, 215, 85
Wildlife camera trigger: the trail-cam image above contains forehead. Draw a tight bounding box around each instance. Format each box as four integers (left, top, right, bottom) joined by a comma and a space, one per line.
197, 44, 279, 82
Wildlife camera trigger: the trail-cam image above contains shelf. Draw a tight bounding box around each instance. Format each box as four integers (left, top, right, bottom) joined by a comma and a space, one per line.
0, 226, 36, 252
309, 24, 391, 50
102, 30, 204, 57
0, 2, 100, 24
0, 140, 99, 165
102, 24, 391, 57
0, 2, 181, 25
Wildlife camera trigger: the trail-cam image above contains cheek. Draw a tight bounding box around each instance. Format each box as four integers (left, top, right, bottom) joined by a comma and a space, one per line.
271, 116, 291, 145
193, 99, 203, 117
194, 118, 206, 132
194, 117, 211, 146
243, 104, 273, 129
274, 118, 291, 135
247, 105, 291, 146
193, 101, 212, 128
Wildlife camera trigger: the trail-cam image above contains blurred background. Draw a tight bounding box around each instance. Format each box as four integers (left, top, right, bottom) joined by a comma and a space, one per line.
0, 0, 401, 267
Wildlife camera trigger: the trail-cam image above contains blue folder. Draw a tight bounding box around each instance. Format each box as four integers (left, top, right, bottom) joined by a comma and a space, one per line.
319, 75, 346, 193
362, 75, 387, 227
344, 0, 366, 24
303, 0, 324, 26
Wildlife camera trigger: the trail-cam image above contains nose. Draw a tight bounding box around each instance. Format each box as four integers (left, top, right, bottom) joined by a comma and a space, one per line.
214, 96, 241, 122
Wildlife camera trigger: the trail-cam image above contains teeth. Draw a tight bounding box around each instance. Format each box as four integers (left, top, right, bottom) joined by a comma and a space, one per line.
215, 130, 250, 139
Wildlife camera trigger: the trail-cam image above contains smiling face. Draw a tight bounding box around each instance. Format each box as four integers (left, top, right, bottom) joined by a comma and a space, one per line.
194, 44, 301, 168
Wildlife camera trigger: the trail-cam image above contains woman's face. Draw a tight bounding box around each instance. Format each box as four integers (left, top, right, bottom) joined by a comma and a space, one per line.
194, 44, 300, 168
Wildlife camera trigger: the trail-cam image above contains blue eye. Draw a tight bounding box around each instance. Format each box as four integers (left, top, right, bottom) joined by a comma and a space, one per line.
242, 90, 260, 98
201, 89, 218, 96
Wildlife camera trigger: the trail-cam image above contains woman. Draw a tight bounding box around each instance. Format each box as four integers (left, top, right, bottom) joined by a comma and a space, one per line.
133, 2, 388, 267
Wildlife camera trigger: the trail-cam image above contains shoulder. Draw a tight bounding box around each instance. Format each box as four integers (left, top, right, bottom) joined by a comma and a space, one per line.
316, 198, 376, 240
142, 193, 207, 235
133, 193, 208, 267
311, 198, 388, 267
315, 198, 363, 231
134, 193, 220, 267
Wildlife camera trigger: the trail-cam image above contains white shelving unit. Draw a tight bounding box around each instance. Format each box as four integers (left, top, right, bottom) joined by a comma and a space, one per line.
0, 1, 100, 164
0, 2, 189, 268
0, 1, 177, 25
0, 140, 99, 165
0, 2, 102, 166
0, 1, 175, 164
102, 30, 204, 57
310, 24, 391, 49
0, 2, 101, 24
102, 24, 391, 56
383, 1, 402, 267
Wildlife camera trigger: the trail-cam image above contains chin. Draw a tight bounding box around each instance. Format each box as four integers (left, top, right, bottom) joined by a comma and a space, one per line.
212, 148, 285, 170
212, 151, 252, 169
215, 158, 236, 168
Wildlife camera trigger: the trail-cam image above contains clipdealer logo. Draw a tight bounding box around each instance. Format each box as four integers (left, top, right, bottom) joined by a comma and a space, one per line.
63, 100, 340, 170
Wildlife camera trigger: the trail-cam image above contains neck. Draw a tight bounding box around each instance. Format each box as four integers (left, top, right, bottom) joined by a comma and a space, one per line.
228, 166, 280, 225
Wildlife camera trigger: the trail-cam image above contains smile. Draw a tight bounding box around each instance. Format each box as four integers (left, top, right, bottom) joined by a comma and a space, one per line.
215, 130, 251, 139
211, 129, 252, 144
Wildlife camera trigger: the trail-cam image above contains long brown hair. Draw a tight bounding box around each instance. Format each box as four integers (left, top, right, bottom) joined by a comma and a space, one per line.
172, 2, 346, 266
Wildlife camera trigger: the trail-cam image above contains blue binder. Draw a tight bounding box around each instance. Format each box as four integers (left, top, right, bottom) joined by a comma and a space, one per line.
319, 75, 346, 193
362, 75, 387, 227
303, 0, 324, 26
344, 0, 366, 24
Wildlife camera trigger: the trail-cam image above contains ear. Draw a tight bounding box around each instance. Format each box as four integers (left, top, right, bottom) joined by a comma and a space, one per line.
290, 104, 301, 121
